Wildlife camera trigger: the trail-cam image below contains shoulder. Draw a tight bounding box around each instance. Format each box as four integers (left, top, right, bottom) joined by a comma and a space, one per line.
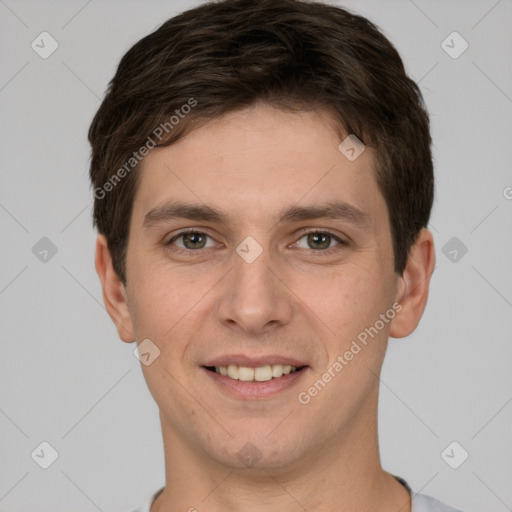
128, 486, 465, 512
395, 475, 463, 512
127, 504, 150, 512
127, 486, 164, 512
412, 492, 464, 512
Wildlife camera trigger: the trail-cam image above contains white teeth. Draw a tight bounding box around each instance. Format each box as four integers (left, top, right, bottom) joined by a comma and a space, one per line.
254, 365, 273, 382
238, 366, 255, 381
272, 365, 283, 378
227, 364, 239, 379
214, 364, 298, 381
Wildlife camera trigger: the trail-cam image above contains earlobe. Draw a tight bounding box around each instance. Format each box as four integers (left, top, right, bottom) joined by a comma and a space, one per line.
389, 228, 436, 339
94, 234, 135, 343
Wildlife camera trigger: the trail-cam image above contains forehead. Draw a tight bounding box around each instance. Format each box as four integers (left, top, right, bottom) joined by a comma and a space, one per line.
132, 104, 386, 231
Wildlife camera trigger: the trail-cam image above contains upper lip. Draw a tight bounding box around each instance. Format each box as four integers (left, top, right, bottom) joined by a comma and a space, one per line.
203, 354, 307, 368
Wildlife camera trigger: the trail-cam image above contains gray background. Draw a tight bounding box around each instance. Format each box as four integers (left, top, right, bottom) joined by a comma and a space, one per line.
1, 0, 511, 511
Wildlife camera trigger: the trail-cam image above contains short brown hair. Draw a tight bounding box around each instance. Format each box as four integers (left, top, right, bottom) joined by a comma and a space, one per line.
88, 0, 434, 284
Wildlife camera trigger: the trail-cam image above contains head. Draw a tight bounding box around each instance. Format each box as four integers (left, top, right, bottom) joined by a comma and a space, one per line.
91, 0, 435, 472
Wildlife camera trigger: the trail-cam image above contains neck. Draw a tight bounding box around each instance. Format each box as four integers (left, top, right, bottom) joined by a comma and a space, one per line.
151, 396, 410, 512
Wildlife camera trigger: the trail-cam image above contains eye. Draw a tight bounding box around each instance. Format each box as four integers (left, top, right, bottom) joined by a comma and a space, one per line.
293, 230, 346, 252
167, 230, 216, 251
165, 228, 347, 255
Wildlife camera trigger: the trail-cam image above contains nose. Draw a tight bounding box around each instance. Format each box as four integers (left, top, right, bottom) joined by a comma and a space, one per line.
215, 241, 293, 336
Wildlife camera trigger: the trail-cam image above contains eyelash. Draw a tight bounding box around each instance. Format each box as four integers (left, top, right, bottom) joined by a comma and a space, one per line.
165, 228, 347, 256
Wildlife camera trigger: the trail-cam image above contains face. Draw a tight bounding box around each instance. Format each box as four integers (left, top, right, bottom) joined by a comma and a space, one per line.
106, 104, 411, 471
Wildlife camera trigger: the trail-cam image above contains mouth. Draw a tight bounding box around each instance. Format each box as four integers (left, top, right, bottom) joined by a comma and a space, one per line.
201, 357, 309, 399
204, 364, 305, 382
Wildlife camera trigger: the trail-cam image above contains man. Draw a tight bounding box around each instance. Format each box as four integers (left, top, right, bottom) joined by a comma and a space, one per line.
89, 0, 463, 510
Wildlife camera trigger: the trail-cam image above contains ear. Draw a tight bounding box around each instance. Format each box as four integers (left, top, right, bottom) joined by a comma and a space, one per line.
95, 234, 135, 343
389, 228, 436, 338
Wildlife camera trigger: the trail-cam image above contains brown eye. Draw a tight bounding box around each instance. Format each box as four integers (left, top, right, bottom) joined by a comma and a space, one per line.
167, 231, 214, 250
307, 232, 331, 250
295, 231, 344, 251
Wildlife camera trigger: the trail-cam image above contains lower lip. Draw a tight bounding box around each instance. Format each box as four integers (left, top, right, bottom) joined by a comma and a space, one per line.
202, 367, 308, 399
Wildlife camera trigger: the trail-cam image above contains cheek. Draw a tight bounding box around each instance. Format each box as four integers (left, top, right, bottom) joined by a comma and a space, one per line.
310, 264, 393, 348
127, 275, 180, 341
127, 246, 183, 316
127, 273, 206, 371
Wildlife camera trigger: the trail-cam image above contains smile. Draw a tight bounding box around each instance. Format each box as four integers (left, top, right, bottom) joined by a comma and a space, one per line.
202, 355, 309, 399
208, 364, 301, 381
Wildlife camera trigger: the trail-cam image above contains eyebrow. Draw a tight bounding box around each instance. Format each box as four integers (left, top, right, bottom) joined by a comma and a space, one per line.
142, 200, 371, 230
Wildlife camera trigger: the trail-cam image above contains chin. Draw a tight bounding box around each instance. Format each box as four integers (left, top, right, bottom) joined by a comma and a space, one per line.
201, 429, 309, 472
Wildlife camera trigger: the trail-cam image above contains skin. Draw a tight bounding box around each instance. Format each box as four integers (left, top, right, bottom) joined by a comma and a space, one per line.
96, 103, 435, 511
